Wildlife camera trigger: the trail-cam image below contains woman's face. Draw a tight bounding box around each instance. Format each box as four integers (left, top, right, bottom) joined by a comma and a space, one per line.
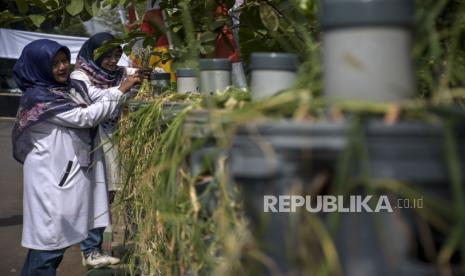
52, 50, 70, 83
100, 48, 122, 71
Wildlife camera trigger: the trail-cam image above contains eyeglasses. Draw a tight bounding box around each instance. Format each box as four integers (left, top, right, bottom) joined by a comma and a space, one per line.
103, 51, 122, 62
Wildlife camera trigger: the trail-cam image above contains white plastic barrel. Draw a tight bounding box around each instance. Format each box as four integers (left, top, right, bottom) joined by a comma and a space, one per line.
199, 59, 231, 95
322, 0, 415, 102
176, 68, 198, 94
250, 52, 299, 101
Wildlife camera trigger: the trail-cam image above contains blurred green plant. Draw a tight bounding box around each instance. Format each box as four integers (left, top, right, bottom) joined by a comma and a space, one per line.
0, 0, 102, 29
2, 0, 465, 101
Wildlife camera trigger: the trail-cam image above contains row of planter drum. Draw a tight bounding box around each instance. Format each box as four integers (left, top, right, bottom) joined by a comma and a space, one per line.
126, 102, 465, 275
205, 117, 465, 276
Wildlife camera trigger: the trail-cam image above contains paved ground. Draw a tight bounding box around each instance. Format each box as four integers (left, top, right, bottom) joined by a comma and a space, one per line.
0, 119, 87, 275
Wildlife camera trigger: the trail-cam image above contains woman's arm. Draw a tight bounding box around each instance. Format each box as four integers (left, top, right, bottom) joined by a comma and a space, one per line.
49, 74, 140, 128
48, 87, 123, 128
70, 70, 108, 102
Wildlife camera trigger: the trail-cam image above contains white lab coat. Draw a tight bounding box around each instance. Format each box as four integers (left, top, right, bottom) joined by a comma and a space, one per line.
22, 86, 123, 250
70, 69, 137, 191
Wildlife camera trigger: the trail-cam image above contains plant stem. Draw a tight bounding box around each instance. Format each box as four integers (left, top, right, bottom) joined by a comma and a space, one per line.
438, 120, 465, 267
179, 0, 199, 67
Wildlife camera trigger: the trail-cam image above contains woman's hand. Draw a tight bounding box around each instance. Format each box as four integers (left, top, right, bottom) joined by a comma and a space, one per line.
136, 68, 152, 78
118, 74, 141, 93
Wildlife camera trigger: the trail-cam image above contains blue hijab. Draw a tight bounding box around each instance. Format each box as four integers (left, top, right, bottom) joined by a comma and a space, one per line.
12, 39, 91, 164
76, 32, 125, 130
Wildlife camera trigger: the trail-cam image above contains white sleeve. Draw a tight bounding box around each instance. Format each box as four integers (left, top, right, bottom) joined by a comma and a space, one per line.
70, 70, 108, 102
48, 87, 123, 128
125, 67, 138, 76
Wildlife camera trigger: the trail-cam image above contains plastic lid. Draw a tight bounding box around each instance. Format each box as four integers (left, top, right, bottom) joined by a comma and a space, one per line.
150, 72, 171, 80
321, 0, 414, 30
199, 58, 232, 71
249, 52, 299, 71
176, 68, 196, 77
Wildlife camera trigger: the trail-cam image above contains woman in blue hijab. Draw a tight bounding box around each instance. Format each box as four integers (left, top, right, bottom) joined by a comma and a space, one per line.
71, 32, 151, 268
13, 39, 140, 275
71, 33, 137, 268
75, 32, 126, 88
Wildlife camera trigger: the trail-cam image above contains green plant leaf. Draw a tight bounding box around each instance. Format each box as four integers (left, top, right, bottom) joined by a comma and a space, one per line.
84, 0, 92, 15
61, 11, 70, 28
143, 37, 157, 48
66, 0, 84, 16
126, 30, 147, 40
172, 24, 183, 33
79, 9, 92, 21
94, 40, 122, 60
82, 0, 99, 16
0, 10, 24, 26
123, 39, 136, 56
91, 1, 100, 16
199, 44, 215, 55
15, 0, 29, 14
256, 29, 268, 36
31, 0, 47, 10
28, 14, 45, 27
106, 0, 118, 9
199, 31, 216, 43
260, 4, 279, 32
210, 17, 228, 31
42, 0, 58, 9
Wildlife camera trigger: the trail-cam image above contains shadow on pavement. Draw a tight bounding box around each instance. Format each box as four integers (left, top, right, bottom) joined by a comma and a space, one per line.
0, 214, 22, 227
